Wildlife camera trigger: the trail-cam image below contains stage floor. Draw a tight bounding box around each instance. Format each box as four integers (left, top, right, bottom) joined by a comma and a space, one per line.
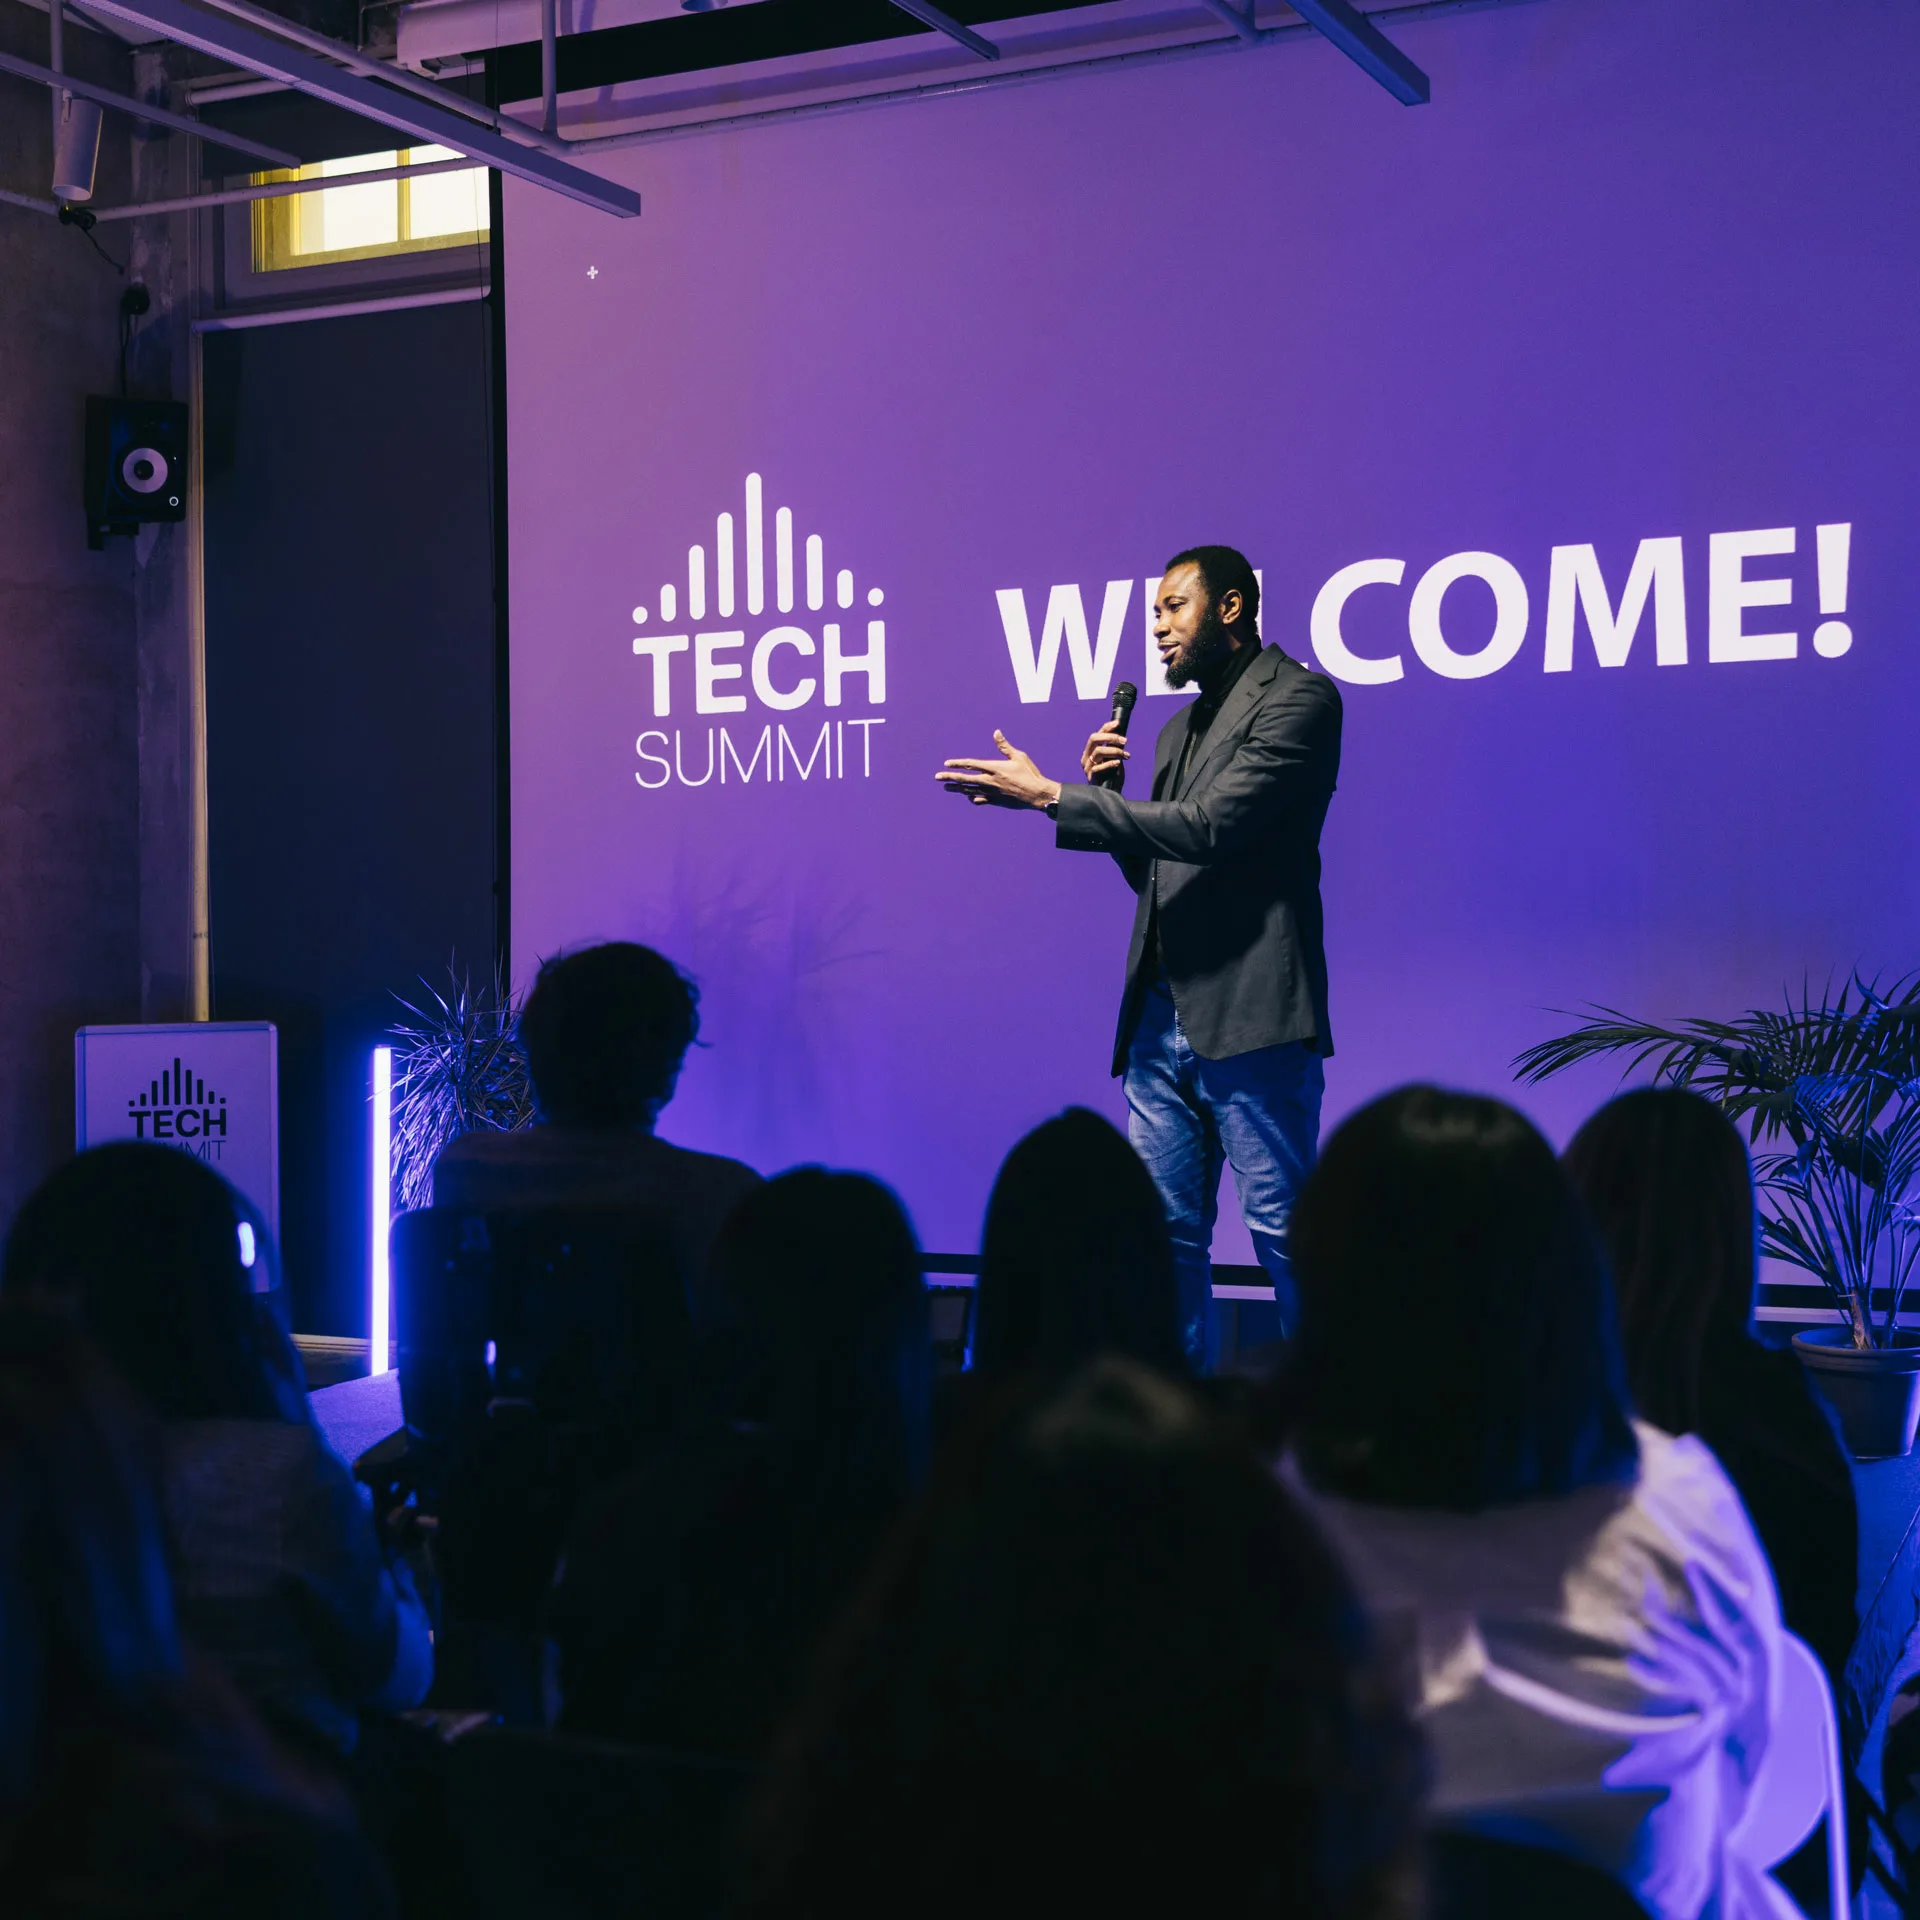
312, 1369, 403, 1470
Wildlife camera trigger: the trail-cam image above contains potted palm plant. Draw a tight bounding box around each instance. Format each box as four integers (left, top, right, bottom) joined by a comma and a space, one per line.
1515, 974, 1920, 1457
388, 969, 535, 1215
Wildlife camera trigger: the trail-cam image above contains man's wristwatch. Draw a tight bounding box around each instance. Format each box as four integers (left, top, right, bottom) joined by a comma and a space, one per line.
1044, 801, 1060, 820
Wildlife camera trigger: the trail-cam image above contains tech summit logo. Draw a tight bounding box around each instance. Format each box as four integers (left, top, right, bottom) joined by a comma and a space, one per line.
623, 470, 1180, 794
127, 1057, 232, 1162
629, 474, 888, 792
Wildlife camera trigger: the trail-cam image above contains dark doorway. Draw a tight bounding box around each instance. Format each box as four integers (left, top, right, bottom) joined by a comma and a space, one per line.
203, 304, 496, 1334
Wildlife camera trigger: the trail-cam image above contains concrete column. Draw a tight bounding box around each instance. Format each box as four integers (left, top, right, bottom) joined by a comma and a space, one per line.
128, 42, 205, 1021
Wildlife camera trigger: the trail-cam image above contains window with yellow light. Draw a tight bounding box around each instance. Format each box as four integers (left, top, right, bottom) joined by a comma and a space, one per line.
251, 147, 488, 273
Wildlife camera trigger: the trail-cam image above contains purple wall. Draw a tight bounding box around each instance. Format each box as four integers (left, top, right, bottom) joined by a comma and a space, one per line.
506, 0, 1920, 1258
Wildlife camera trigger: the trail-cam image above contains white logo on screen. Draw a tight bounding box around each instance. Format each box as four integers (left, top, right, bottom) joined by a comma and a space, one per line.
631, 474, 886, 792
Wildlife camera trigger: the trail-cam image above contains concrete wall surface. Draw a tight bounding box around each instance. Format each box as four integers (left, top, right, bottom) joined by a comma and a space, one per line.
0, 9, 142, 1229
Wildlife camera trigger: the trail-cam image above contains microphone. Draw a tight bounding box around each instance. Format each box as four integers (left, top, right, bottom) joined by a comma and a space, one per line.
1095, 681, 1138, 791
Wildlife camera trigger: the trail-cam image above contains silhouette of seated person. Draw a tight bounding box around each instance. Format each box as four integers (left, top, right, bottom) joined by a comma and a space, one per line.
969, 1106, 1187, 1385
431, 943, 760, 1304
2, 1144, 431, 1765
0, 1306, 398, 1919
1563, 1087, 1857, 1695
1565, 1086, 1862, 1910
1286, 1086, 1788, 1920
738, 1358, 1424, 1920
551, 1169, 931, 1758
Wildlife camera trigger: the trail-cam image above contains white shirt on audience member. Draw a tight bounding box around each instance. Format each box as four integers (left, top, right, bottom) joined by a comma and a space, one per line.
1290, 1421, 1791, 1920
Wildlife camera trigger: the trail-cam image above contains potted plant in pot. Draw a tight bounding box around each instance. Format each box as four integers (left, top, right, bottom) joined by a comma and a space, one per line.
1515, 974, 1920, 1458
388, 969, 535, 1215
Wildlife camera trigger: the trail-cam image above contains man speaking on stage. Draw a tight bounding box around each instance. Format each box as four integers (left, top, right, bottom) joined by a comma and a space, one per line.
935, 546, 1343, 1370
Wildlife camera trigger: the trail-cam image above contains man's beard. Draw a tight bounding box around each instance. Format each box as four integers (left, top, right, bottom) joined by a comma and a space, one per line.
1164, 606, 1237, 689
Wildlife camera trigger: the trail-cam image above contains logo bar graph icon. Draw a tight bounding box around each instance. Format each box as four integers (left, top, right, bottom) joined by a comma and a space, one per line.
129, 1057, 227, 1114
125, 1055, 231, 1144
633, 474, 882, 630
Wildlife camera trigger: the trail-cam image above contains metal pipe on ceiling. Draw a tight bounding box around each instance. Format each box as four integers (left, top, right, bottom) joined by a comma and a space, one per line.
540, 0, 558, 134
558, 0, 1456, 151
70, 0, 640, 214
88, 151, 476, 218
7, 0, 115, 35
565, 22, 1276, 152
560, 0, 1457, 153
184, 73, 290, 101
191, 281, 487, 329
1197, 0, 1259, 46
881, 0, 998, 60
1287, 0, 1428, 101
48, 0, 64, 134
0, 45, 303, 165
180, 0, 579, 160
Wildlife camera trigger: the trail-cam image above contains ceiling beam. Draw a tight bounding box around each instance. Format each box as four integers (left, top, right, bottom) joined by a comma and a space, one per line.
71, 0, 643, 214
0, 44, 302, 165
1197, 0, 1260, 46
88, 152, 474, 219
1289, 0, 1428, 103
882, 0, 999, 61
186, 0, 580, 160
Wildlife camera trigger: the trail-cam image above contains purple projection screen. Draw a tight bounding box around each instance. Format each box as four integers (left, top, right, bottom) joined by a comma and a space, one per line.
505, 0, 1920, 1261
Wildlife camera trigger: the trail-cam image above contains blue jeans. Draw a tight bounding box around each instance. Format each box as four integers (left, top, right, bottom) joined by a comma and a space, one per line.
1124, 974, 1325, 1372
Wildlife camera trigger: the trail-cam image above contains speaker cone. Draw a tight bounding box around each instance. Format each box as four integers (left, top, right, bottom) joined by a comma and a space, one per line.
121, 446, 170, 494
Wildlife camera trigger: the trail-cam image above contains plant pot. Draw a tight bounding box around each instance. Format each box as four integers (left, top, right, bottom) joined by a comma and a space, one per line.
1792, 1328, 1920, 1459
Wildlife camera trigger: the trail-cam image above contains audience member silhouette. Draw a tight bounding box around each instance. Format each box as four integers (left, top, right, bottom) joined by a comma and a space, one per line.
1564, 1086, 1857, 1689
1287, 1086, 1786, 1920
552, 1168, 931, 1755
0, 1306, 396, 1919
970, 1106, 1185, 1380
431, 942, 761, 1303
2, 1144, 431, 1759
741, 1357, 1424, 1920
1566, 1086, 1863, 1909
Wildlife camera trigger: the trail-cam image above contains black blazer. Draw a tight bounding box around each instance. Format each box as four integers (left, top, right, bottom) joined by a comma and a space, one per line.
1052, 646, 1342, 1075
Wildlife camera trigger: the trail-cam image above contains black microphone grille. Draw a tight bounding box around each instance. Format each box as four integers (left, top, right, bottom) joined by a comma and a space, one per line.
1111, 681, 1140, 721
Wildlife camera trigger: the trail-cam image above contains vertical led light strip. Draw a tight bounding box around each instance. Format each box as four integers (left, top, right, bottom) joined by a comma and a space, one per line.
370, 1045, 392, 1377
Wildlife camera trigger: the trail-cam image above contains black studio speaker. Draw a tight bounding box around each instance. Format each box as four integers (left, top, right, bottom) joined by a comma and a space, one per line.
84, 396, 188, 550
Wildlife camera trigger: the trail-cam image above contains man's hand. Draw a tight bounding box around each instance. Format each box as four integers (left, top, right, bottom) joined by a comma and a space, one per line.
935, 731, 1063, 810
1081, 719, 1130, 787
